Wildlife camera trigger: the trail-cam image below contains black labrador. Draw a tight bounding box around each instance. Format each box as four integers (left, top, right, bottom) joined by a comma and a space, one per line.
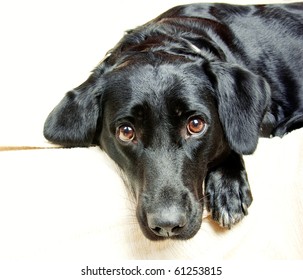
44, 3, 303, 240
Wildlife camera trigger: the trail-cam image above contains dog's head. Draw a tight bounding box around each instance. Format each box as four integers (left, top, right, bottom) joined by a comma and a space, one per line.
44, 50, 270, 240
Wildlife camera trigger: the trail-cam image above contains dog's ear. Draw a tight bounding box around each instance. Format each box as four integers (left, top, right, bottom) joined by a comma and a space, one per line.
43, 72, 104, 147
209, 62, 271, 154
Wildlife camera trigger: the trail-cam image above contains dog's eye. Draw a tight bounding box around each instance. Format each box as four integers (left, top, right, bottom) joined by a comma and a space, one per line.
187, 117, 205, 135
117, 125, 135, 142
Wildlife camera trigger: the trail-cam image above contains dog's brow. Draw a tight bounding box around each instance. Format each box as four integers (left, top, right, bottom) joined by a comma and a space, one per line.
111, 115, 134, 126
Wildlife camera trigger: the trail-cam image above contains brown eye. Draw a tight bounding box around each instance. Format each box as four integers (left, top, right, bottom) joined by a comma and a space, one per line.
117, 125, 135, 142
187, 117, 205, 135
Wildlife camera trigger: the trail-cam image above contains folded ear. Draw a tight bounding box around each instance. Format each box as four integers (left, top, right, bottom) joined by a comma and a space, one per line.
209, 62, 271, 154
43, 74, 103, 147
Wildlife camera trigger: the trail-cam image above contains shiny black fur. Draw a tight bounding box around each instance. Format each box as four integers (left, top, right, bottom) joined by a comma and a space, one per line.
44, 3, 303, 240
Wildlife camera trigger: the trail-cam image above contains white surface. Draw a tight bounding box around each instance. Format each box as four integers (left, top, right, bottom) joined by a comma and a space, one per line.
0, 130, 302, 261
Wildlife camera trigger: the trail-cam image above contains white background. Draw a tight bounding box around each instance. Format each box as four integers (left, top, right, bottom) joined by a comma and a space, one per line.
0, 0, 296, 146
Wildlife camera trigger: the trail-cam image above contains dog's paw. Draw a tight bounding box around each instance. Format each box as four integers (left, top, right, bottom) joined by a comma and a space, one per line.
205, 168, 253, 228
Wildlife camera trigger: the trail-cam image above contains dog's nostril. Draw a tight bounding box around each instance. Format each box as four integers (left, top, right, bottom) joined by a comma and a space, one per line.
152, 227, 162, 235
172, 224, 184, 233
147, 212, 187, 238
150, 223, 186, 237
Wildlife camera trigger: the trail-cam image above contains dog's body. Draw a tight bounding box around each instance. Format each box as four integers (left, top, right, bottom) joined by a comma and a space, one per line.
44, 3, 303, 240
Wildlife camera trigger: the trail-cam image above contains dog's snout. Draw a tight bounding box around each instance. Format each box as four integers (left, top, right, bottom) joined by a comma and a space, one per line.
147, 209, 187, 237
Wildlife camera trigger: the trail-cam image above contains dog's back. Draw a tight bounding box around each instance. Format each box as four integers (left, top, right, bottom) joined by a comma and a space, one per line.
118, 3, 303, 137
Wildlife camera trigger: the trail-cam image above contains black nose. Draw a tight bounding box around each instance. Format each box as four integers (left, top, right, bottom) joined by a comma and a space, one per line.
147, 210, 187, 237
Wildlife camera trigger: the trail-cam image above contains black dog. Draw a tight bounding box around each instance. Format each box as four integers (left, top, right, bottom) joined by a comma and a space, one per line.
44, 3, 303, 240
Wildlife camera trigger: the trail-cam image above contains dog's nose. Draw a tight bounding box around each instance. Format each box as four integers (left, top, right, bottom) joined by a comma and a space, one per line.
147, 210, 187, 237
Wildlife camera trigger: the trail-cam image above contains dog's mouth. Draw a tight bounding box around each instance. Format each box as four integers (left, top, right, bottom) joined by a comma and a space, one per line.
117, 154, 208, 240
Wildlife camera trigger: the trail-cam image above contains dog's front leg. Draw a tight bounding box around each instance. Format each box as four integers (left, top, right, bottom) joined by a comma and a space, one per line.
205, 152, 253, 228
